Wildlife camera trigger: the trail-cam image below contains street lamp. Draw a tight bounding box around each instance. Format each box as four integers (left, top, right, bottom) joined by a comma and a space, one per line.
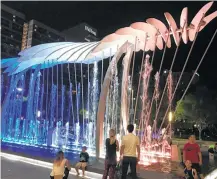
168, 111, 173, 138
168, 111, 173, 122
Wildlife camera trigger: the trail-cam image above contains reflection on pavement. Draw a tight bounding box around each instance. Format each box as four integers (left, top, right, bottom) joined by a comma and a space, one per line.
1, 152, 102, 179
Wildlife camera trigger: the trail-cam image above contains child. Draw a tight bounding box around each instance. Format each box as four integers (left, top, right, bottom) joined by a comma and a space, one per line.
184, 160, 198, 179
75, 146, 89, 177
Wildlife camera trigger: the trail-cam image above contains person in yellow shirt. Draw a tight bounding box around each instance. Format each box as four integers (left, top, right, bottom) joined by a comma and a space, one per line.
120, 124, 140, 179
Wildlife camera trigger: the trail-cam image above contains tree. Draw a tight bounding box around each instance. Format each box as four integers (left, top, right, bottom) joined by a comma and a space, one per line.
175, 87, 217, 140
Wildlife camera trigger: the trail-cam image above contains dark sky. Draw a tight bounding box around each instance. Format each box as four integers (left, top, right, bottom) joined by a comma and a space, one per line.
2, 1, 217, 90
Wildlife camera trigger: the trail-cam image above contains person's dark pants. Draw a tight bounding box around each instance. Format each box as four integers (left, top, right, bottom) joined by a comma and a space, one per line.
102, 159, 116, 179
192, 163, 202, 175
121, 156, 137, 179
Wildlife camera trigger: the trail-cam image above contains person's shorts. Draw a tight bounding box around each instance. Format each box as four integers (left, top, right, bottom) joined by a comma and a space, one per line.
192, 163, 202, 174
75, 162, 87, 169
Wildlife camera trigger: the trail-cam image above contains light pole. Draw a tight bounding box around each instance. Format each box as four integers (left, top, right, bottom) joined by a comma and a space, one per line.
168, 111, 173, 138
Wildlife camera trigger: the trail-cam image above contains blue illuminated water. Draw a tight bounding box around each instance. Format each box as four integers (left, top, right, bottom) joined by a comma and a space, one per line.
1, 74, 3, 102
61, 85, 65, 126
69, 83, 75, 129
75, 122, 80, 146
89, 62, 99, 147
14, 118, 20, 141
1, 63, 100, 157
50, 84, 57, 130
1, 142, 95, 165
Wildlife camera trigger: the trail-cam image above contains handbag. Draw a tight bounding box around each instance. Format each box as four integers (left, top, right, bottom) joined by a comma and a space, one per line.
115, 160, 122, 179
116, 160, 121, 171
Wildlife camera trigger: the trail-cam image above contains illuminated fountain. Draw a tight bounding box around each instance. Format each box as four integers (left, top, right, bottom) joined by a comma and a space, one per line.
75, 122, 80, 146
1, 2, 217, 172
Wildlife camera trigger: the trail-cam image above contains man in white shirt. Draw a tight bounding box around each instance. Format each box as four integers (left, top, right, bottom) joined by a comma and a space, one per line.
120, 124, 140, 179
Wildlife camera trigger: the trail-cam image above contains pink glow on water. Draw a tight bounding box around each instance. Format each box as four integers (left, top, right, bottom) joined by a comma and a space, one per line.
139, 143, 171, 166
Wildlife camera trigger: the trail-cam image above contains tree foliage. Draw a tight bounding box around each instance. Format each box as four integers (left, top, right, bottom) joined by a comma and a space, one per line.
175, 86, 217, 139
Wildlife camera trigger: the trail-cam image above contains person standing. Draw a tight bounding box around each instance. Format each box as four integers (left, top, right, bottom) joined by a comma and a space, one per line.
102, 129, 119, 179
183, 135, 204, 179
120, 124, 140, 179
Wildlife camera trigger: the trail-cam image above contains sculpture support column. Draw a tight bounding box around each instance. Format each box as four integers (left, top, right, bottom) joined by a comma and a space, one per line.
120, 46, 134, 135
96, 42, 130, 159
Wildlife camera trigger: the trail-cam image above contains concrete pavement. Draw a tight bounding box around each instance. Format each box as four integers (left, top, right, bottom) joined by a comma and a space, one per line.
1, 156, 102, 179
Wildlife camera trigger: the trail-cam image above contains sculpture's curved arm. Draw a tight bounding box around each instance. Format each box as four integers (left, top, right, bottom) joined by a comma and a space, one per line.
96, 42, 130, 158
1, 2, 217, 75
120, 45, 134, 135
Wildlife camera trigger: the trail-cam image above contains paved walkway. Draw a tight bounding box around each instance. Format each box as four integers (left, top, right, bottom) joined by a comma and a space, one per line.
1, 157, 102, 179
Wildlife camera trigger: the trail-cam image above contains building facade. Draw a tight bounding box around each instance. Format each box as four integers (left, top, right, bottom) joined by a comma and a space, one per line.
1, 4, 99, 58
62, 22, 98, 42
24, 20, 65, 49
1, 4, 26, 58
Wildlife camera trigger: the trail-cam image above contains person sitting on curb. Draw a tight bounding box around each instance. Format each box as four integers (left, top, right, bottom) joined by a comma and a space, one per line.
75, 146, 89, 177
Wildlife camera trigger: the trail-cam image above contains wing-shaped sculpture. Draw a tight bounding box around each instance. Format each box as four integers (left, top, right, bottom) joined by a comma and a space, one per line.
1, 2, 217, 75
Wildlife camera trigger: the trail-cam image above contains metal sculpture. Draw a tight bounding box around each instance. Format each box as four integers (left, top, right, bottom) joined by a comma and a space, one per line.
96, 1, 217, 158
1, 2, 217, 161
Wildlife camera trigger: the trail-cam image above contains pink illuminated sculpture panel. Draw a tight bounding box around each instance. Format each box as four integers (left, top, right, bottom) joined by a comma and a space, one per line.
95, 2, 217, 162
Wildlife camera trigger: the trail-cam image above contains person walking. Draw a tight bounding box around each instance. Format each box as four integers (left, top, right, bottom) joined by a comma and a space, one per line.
50, 151, 71, 179
183, 135, 204, 179
102, 129, 119, 179
120, 124, 140, 179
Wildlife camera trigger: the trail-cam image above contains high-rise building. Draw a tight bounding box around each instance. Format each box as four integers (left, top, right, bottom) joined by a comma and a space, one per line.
25, 20, 65, 49
1, 4, 98, 59
1, 4, 26, 58
62, 22, 98, 42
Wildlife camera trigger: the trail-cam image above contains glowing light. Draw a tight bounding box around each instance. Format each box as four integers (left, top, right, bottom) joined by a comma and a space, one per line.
168, 111, 173, 122
37, 111, 41, 117
86, 111, 89, 118
16, 88, 23, 91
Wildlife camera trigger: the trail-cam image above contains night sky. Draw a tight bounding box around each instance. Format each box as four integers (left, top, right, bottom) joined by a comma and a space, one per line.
2, 1, 217, 90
